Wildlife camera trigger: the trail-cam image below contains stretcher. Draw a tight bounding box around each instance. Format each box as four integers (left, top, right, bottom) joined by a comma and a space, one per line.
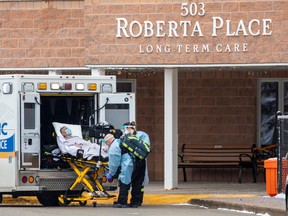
48, 122, 117, 207
49, 152, 116, 207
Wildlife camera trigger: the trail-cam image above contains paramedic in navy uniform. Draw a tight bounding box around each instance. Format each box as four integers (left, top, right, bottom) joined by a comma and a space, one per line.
104, 133, 134, 208
122, 121, 150, 207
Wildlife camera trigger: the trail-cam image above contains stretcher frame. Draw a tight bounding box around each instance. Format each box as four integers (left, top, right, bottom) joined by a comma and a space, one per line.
54, 154, 116, 207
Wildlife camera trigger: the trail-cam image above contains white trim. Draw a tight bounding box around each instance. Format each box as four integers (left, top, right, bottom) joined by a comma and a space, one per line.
0, 67, 88, 71
87, 63, 288, 69
0, 63, 287, 71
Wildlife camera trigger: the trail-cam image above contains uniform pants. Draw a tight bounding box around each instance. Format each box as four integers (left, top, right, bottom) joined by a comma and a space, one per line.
117, 181, 130, 205
117, 159, 146, 205
130, 159, 146, 205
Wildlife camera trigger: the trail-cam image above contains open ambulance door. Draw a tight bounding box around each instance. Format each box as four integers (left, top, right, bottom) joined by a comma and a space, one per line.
98, 93, 135, 129
20, 92, 41, 170
0, 105, 16, 190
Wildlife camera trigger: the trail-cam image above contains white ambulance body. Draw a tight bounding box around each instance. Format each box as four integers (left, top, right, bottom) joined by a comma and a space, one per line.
0, 73, 135, 205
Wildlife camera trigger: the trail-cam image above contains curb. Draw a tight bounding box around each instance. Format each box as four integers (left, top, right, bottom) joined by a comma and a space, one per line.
189, 199, 285, 216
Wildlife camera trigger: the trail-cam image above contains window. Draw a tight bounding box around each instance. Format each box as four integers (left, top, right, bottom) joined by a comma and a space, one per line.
24, 103, 36, 129
116, 79, 136, 92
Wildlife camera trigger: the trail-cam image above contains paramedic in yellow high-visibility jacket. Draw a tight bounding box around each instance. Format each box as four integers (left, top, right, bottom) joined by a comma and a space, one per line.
122, 121, 150, 207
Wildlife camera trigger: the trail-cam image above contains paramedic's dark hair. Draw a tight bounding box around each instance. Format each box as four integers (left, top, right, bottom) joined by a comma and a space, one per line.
123, 121, 136, 128
123, 121, 137, 135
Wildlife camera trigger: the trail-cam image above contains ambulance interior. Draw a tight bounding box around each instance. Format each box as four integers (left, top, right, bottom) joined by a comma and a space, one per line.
40, 95, 95, 168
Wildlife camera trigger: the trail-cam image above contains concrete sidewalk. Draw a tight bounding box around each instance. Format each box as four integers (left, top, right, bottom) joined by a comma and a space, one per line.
143, 181, 286, 216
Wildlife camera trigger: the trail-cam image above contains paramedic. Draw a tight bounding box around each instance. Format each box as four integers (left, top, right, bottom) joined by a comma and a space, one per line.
122, 121, 150, 207
104, 133, 134, 208
60, 126, 108, 160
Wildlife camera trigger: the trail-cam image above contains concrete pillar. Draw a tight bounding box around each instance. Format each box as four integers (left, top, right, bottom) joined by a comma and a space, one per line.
164, 68, 178, 189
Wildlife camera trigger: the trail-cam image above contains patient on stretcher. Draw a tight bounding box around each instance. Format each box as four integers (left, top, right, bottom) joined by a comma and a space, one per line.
53, 122, 108, 161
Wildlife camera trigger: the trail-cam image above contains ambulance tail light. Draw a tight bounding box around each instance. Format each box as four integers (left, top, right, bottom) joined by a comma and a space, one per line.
29, 176, 34, 183
75, 83, 85, 90
88, 83, 97, 91
51, 83, 60, 90
22, 176, 28, 183
61, 83, 72, 90
38, 83, 47, 90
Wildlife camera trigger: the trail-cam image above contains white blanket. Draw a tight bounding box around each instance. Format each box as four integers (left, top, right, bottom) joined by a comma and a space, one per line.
58, 135, 108, 160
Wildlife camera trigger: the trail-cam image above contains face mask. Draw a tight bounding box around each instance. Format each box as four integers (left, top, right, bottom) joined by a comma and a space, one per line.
101, 139, 107, 143
65, 128, 72, 135
124, 130, 130, 135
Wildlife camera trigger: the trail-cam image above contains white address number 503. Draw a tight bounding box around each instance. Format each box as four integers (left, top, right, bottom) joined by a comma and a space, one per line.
180, 2, 205, 17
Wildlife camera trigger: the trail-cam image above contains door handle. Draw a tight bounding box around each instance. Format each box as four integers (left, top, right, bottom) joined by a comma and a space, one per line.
24, 132, 39, 136
8, 154, 12, 163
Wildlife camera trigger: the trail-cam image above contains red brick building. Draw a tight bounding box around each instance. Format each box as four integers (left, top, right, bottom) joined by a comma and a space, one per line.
0, 0, 288, 187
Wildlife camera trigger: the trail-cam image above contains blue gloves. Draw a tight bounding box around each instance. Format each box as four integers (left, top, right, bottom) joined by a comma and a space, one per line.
106, 173, 113, 181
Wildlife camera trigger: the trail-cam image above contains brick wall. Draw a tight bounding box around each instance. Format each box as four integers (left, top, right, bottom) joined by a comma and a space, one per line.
0, 1, 85, 68
0, 0, 287, 67
178, 69, 257, 148
86, 0, 288, 65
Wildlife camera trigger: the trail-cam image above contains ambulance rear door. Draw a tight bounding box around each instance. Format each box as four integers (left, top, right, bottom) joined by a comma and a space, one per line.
0, 105, 17, 190
98, 93, 135, 129
20, 92, 41, 170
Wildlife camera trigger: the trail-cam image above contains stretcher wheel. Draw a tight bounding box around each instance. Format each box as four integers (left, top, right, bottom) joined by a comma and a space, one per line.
58, 196, 69, 206
79, 200, 87, 206
93, 201, 97, 207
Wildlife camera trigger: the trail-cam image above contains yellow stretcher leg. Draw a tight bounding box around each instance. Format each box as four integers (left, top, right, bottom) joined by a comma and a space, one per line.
58, 156, 116, 207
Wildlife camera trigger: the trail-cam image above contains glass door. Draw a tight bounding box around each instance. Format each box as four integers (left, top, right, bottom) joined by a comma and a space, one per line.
258, 80, 288, 146
259, 81, 279, 146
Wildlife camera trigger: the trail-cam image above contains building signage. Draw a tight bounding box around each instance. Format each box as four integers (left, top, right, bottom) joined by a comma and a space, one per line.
116, 2, 273, 54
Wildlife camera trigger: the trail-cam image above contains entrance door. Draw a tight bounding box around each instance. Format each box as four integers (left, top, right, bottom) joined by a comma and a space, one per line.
258, 80, 288, 146
98, 93, 135, 129
20, 92, 41, 169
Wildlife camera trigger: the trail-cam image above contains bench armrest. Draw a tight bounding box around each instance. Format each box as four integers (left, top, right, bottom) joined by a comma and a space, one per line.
178, 143, 185, 162
239, 153, 253, 163
178, 154, 184, 161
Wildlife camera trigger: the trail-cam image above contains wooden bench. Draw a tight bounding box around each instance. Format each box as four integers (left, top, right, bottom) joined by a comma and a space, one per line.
178, 144, 256, 183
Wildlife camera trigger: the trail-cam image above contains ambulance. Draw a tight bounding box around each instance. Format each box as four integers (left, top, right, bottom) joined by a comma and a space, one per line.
0, 71, 135, 206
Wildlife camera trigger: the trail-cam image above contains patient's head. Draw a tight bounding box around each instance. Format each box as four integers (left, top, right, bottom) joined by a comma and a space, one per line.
60, 126, 72, 138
